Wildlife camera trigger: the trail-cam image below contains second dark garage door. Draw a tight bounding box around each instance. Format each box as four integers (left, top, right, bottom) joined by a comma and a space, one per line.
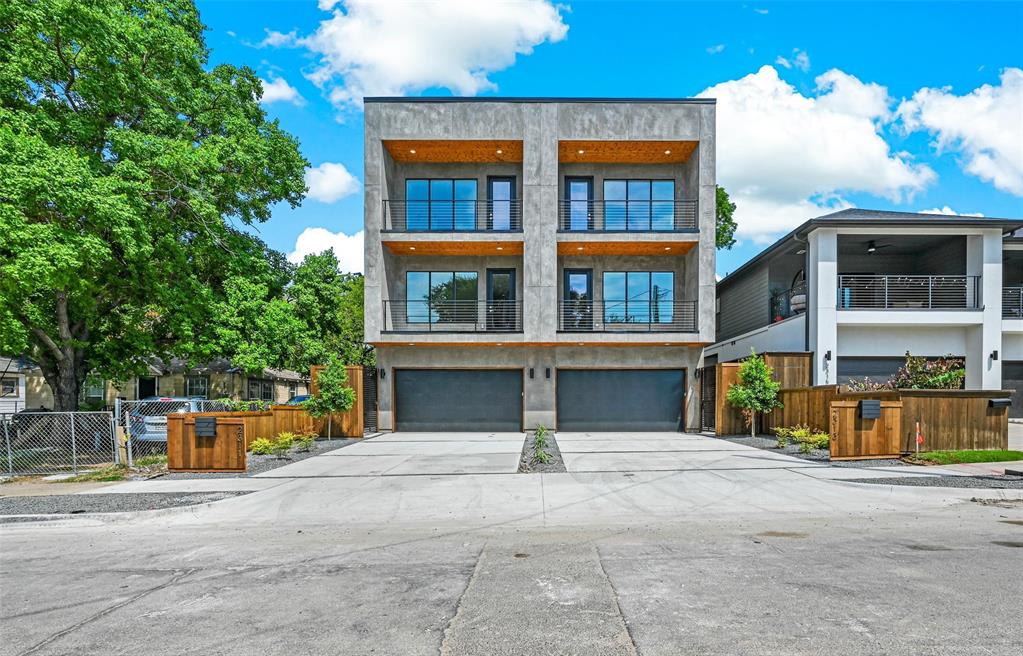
556, 369, 686, 432
394, 369, 522, 432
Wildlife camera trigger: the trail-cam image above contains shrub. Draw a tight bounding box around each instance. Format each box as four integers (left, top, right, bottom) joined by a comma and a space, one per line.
293, 434, 315, 452
773, 426, 792, 448
250, 438, 275, 455
532, 425, 552, 464
785, 424, 831, 453
269, 438, 292, 459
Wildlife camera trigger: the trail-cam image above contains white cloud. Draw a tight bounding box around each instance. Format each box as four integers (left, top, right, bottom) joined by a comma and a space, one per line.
775, 49, 810, 72
753, 8, 769, 15
288, 228, 364, 273
258, 77, 305, 106
304, 162, 361, 203
774, 56, 791, 69
897, 67, 1023, 196
226, 30, 236, 38
698, 65, 935, 243
300, 0, 568, 109
318, 0, 338, 9
706, 44, 726, 55
921, 206, 985, 217
258, 29, 298, 48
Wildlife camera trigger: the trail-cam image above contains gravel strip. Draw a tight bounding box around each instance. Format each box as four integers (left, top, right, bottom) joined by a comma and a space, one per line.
721, 434, 908, 468
0, 491, 249, 519
160, 438, 361, 479
518, 431, 566, 474
846, 475, 1023, 489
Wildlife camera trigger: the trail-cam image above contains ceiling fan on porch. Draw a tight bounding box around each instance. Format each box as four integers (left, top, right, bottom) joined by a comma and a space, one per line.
863, 239, 893, 254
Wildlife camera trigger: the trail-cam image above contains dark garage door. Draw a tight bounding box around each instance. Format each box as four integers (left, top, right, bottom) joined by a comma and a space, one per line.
1005, 362, 1023, 419
557, 369, 685, 432
394, 369, 522, 432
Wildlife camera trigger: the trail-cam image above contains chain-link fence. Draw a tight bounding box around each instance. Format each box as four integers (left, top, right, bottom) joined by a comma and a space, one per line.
1, 411, 117, 476
114, 399, 233, 464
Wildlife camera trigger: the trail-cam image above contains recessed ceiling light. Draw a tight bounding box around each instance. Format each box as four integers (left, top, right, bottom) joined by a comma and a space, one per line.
664, 247, 671, 251
496, 149, 503, 154
496, 246, 503, 251
664, 149, 671, 155
409, 246, 416, 250
409, 149, 416, 154
408, 343, 415, 346
576, 246, 584, 251
578, 342, 584, 346
496, 343, 503, 346
577, 149, 584, 155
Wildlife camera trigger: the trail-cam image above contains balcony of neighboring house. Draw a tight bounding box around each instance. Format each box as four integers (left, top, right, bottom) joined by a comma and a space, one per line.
1004, 249, 1023, 320
836, 234, 981, 312
555, 140, 702, 257
379, 139, 525, 257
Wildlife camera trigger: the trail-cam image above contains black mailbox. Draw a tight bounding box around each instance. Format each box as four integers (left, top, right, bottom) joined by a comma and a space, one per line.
194, 417, 217, 437
988, 398, 1011, 409
859, 399, 881, 419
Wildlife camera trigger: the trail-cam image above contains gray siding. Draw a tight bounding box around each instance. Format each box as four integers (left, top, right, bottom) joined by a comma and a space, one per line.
716, 264, 768, 342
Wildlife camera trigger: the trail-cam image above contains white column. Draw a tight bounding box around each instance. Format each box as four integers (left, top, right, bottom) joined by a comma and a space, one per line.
807, 229, 838, 385
965, 231, 1002, 389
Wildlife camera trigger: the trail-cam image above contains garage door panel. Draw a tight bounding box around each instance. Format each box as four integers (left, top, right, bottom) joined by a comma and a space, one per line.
1005, 362, 1023, 419
395, 370, 522, 432
557, 369, 685, 432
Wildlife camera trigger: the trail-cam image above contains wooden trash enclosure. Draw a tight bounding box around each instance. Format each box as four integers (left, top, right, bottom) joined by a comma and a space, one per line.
828, 399, 902, 460
167, 414, 247, 472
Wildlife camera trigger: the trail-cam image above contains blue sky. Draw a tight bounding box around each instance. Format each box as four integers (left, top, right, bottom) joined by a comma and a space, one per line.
197, 0, 1023, 277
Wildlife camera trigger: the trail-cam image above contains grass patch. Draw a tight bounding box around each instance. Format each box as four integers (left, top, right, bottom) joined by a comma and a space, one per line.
133, 454, 167, 468
909, 450, 1023, 466
58, 464, 129, 483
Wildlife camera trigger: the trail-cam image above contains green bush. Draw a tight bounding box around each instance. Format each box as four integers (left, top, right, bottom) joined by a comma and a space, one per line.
773, 426, 791, 448
250, 438, 275, 455
532, 425, 552, 464
293, 434, 316, 452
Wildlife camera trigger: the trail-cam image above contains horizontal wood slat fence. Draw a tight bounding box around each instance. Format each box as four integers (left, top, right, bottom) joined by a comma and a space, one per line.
713, 353, 814, 436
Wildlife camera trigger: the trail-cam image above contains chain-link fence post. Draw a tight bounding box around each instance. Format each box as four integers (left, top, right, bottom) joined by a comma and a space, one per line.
109, 414, 119, 465
3, 419, 12, 476
69, 413, 78, 475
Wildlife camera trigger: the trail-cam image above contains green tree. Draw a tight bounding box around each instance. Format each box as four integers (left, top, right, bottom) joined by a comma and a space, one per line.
726, 350, 782, 437
302, 356, 356, 440
0, 0, 307, 409
716, 185, 738, 249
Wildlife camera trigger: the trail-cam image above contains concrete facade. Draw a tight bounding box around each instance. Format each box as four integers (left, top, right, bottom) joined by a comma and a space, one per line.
363, 99, 717, 431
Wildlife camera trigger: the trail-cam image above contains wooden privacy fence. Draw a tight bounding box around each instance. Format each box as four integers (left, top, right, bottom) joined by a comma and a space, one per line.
713, 352, 814, 436
829, 399, 902, 459
167, 415, 247, 472
309, 364, 365, 437
897, 390, 1009, 452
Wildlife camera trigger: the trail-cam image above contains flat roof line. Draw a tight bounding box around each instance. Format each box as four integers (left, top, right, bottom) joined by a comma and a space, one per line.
364, 96, 716, 104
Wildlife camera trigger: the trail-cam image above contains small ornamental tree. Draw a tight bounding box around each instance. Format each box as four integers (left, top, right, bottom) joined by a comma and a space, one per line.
302, 357, 356, 440
726, 350, 782, 437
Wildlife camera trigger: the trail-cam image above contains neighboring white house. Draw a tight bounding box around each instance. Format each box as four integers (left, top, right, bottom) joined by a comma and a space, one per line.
706, 209, 1023, 417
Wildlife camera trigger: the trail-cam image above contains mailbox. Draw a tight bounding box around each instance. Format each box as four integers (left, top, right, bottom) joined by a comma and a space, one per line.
859, 399, 881, 419
988, 398, 1011, 409
194, 417, 217, 437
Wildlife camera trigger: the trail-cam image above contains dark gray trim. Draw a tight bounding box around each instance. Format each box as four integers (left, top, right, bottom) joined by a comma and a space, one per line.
365, 96, 716, 104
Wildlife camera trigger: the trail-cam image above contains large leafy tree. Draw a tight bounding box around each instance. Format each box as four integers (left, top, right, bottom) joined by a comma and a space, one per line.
0, 1, 307, 409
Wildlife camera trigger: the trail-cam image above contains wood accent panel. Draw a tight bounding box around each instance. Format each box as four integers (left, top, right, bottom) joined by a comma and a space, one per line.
829, 400, 902, 460
384, 140, 523, 163
556, 241, 695, 256
385, 240, 523, 256
559, 140, 698, 164
309, 365, 364, 437
168, 415, 247, 472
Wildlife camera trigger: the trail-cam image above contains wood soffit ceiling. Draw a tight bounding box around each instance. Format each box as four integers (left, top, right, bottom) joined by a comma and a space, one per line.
559, 140, 698, 164
384, 140, 523, 163
556, 241, 696, 256
383, 241, 524, 256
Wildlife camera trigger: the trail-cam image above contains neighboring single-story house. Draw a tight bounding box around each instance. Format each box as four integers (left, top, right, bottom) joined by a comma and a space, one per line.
0, 356, 309, 410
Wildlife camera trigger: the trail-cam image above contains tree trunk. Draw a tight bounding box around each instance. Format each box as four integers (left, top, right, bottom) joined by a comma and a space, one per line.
750, 411, 757, 438
327, 414, 332, 441
38, 355, 83, 412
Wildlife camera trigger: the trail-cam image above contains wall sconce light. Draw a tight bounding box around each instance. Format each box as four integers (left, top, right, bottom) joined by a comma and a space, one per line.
991, 350, 999, 361
529, 368, 535, 379
824, 350, 832, 362
379, 368, 386, 380
545, 368, 551, 379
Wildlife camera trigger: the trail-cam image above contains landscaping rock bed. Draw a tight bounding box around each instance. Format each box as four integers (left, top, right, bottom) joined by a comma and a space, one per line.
721, 434, 908, 468
160, 437, 361, 479
846, 474, 1023, 489
518, 431, 566, 474
0, 491, 249, 520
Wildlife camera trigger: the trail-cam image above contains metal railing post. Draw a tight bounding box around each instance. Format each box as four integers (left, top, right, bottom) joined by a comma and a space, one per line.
928, 276, 933, 309
69, 413, 78, 475
884, 277, 889, 309
109, 413, 118, 465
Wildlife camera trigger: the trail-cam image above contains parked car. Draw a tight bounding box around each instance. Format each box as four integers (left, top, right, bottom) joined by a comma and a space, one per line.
285, 394, 311, 406
129, 397, 203, 442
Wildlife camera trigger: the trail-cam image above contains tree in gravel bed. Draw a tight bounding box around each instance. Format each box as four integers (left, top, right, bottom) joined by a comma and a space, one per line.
302, 357, 356, 440
726, 350, 782, 438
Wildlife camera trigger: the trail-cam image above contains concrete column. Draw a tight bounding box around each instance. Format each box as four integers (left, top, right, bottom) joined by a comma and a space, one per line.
965, 231, 1003, 389
807, 229, 838, 385
522, 104, 559, 343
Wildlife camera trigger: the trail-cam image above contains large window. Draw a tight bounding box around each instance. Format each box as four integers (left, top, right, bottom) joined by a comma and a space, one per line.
603, 179, 675, 230
406, 271, 478, 323
247, 378, 275, 402
603, 272, 674, 323
184, 375, 209, 398
406, 179, 478, 230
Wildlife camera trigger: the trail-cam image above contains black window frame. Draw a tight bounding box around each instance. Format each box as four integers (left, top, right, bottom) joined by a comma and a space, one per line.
1, 378, 16, 398
602, 178, 676, 231
602, 271, 675, 324
405, 178, 479, 231
405, 271, 479, 324
246, 378, 275, 402
184, 375, 209, 399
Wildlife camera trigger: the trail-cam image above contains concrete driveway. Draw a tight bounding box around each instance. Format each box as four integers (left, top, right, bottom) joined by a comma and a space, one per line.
253, 432, 525, 477
557, 431, 825, 473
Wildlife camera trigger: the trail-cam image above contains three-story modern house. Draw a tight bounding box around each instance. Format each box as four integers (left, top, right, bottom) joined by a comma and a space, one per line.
364, 98, 716, 432
705, 209, 1023, 416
